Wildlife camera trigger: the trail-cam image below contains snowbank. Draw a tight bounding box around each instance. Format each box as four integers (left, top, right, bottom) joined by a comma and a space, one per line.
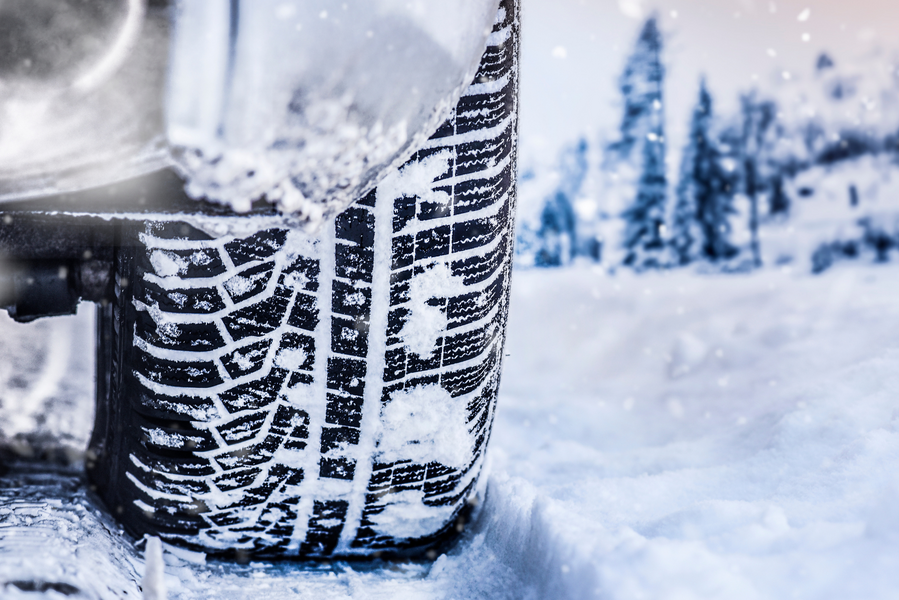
495, 264, 899, 599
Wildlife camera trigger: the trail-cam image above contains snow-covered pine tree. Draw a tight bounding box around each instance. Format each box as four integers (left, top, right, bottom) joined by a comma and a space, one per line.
608, 17, 665, 164
612, 16, 668, 269
622, 134, 667, 268
535, 190, 577, 267
671, 79, 736, 264
671, 161, 697, 265
531, 136, 605, 266
671, 91, 702, 265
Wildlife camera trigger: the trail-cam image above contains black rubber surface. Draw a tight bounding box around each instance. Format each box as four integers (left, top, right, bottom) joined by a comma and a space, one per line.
87, 0, 519, 558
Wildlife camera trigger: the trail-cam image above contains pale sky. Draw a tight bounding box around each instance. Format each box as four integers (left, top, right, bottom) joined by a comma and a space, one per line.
519, 0, 899, 162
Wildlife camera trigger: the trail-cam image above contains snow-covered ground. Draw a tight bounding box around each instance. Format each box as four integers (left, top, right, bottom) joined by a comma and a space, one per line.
4, 262, 899, 598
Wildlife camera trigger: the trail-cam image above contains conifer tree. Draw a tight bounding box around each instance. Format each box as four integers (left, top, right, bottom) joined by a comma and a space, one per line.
671, 80, 736, 264
532, 138, 588, 266
622, 135, 667, 268
611, 16, 668, 269
535, 191, 577, 267
671, 142, 700, 265
609, 17, 665, 163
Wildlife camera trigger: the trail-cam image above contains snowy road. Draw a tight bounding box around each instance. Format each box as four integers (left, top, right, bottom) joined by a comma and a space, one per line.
3, 264, 899, 599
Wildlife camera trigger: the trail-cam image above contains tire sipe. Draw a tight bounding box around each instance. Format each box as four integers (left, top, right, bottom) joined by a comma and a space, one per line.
87, 0, 519, 559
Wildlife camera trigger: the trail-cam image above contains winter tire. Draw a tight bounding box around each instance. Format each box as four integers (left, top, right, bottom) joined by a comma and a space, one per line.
86, 0, 519, 559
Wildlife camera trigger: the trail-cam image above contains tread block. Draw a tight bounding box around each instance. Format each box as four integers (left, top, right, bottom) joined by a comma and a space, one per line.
467, 385, 496, 424
319, 457, 356, 480
393, 196, 417, 233
412, 146, 457, 181
418, 197, 452, 221
284, 438, 307, 451
222, 339, 272, 379
275, 332, 315, 372
451, 212, 505, 253
134, 348, 223, 388
320, 426, 360, 453
138, 421, 217, 453
219, 368, 289, 413
269, 464, 304, 486
335, 243, 374, 283
287, 371, 314, 388
141, 247, 226, 279
214, 434, 281, 470
451, 83, 515, 136
283, 256, 320, 292
383, 348, 406, 383
223, 263, 276, 304
224, 229, 288, 266
325, 393, 364, 428
215, 467, 262, 492
330, 316, 370, 358
452, 165, 512, 216
389, 269, 412, 306
129, 446, 218, 477
207, 511, 245, 527
335, 206, 375, 247
131, 387, 220, 422
135, 279, 226, 315
451, 240, 507, 285
368, 464, 393, 489
414, 225, 451, 261
232, 472, 289, 507
423, 472, 465, 500
430, 115, 457, 140
356, 189, 377, 208
440, 348, 498, 398
287, 293, 319, 332
386, 306, 410, 339
455, 133, 514, 178
326, 357, 366, 396
259, 500, 299, 531
404, 348, 443, 376
217, 411, 269, 445
441, 326, 499, 367
136, 474, 211, 498
135, 310, 226, 351
391, 463, 427, 486
270, 404, 310, 439
400, 375, 441, 394
222, 289, 292, 340
331, 280, 372, 319
299, 500, 348, 555
446, 275, 504, 330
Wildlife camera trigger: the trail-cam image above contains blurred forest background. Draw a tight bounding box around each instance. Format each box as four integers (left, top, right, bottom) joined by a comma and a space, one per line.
516, 0, 899, 275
